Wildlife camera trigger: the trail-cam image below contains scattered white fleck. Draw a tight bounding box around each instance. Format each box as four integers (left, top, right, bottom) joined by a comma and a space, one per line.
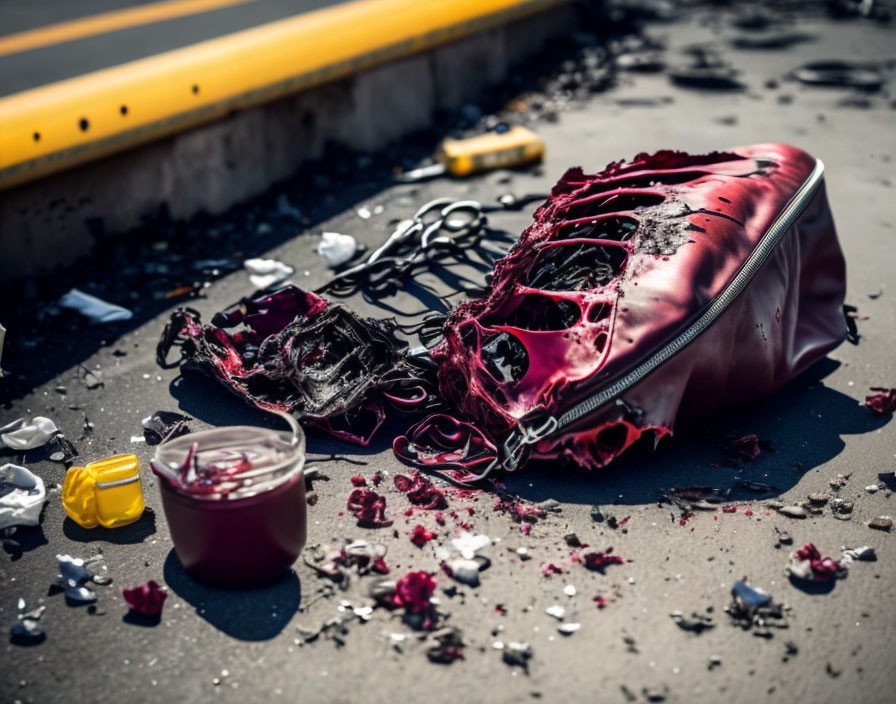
545, 604, 566, 620
452, 532, 491, 559
317, 232, 358, 267
563, 584, 577, 597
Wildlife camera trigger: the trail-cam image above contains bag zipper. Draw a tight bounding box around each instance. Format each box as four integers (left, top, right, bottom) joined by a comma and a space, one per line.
498, 158, 826, 472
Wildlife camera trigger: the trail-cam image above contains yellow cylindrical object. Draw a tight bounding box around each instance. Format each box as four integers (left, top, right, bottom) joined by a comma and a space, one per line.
437, 126, 545, 177
62, 454, 145, 529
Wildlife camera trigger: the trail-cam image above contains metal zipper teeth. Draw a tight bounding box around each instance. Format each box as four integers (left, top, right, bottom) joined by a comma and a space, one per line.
555, 158, 825, 432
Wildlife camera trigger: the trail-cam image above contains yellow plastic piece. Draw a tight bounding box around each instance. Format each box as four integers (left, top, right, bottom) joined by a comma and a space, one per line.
437, 126, 545, 177
0, 0, 565, 190
62, 454, 145, 529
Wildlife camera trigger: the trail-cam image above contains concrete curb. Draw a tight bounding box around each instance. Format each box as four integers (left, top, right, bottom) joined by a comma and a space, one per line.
0, 3, 577, 283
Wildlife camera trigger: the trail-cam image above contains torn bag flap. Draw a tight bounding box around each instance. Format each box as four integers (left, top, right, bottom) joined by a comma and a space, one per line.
157, 286, 431, 445
395, 143, 846, 481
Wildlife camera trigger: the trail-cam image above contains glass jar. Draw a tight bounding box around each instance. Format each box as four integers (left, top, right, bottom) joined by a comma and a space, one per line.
151, 425, 306, 586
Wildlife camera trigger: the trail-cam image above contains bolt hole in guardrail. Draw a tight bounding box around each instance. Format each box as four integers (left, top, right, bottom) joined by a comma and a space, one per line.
79, 118, 90, 131
33, 132, 40, 142
120, 105, 128, 116
191, 84, 199, 94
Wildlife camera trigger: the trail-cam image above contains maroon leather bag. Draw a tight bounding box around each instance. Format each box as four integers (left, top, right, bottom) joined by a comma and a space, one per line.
394, 143, 847, 481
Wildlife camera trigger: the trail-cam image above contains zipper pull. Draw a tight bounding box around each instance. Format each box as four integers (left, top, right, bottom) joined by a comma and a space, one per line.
501, 415, 559, 471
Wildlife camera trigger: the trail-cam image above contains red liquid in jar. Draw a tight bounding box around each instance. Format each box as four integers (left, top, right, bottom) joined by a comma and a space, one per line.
152, 427, 306, 586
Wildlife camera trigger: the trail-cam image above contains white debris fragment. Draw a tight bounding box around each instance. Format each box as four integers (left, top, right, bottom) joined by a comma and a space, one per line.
563, 584, 577, 597
841, 546, 876, 563
448, 558, 482, 587
244, 258, 294, 289
0, 323, 6, 374
545, 604, 566, 620
317, 232, 359, 267
557, 622, 581, 635
59, 288, 133, 323
353, 606, 374, 621
452, 532, 491, 560
357, 206, 372, 219
130, 436, 146, 444
56, 554, 97, 603
0, 417, 58, 450
0, 464, 47, 529
865, 484, 879, 494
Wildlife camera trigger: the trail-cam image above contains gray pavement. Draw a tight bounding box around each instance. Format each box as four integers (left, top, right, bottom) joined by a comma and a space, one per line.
2, 7, 895, 704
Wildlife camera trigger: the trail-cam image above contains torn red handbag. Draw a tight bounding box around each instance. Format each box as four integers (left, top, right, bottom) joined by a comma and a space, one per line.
395, 143, 847, 481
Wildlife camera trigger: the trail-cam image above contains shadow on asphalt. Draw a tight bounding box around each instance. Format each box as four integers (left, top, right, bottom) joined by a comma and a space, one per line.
163, 550, 301, 641
503, 358, 891, 507
168, 368, 424, 461
62, 507, 158, 544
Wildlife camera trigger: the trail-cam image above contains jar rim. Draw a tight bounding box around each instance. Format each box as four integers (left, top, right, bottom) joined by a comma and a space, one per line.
150, 425, 305, 500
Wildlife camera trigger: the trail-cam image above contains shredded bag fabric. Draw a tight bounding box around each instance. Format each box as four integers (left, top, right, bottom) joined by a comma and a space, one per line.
157, 286, 433, 445
395, 143, 847, 481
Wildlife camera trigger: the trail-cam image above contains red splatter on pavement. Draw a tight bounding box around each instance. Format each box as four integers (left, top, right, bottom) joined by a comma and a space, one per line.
347, 488, 392, 527
793, 543, 843, 582
593, 595, 607, 609
410, 524, 437, 548
541, 563, 563, 577
394, 571, 437, 629
350, 475, 367, 487
394, 472, 448, 509
582, 549, 625, 572
865, 387, 896, 415
122, 580, 167, 617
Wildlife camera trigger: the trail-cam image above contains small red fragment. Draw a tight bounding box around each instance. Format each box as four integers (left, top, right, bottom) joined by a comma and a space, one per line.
722, 505, 737, 513
394, 472, 448, 509
593, 595, 607, 609
434, 512, 446, 526
350, 475, 367, 487
541, 562, 563, 576
122, 580, 167, 617
865, 387, 896, 415
726, 434, 763, 464
371, 471, 384, 487
410, 524, 437, 548
617, 515, 631, 529
582, 549, 625, 572
371, 557, 390, 574
495, 604, 507, 615
793, 543, 843, 582
394, 570, 436, 613
347, 488, 392, 527
679, 511, 695, 526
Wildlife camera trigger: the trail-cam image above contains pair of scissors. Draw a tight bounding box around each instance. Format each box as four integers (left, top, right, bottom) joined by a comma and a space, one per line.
316, 198, 486, 296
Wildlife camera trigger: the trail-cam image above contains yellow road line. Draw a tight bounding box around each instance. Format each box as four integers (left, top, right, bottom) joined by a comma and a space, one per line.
0, 0, 566, 190
0, 0, 257, 57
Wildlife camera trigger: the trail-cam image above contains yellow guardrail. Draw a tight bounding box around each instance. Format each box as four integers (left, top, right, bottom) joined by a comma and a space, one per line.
0, 0, 566, 191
